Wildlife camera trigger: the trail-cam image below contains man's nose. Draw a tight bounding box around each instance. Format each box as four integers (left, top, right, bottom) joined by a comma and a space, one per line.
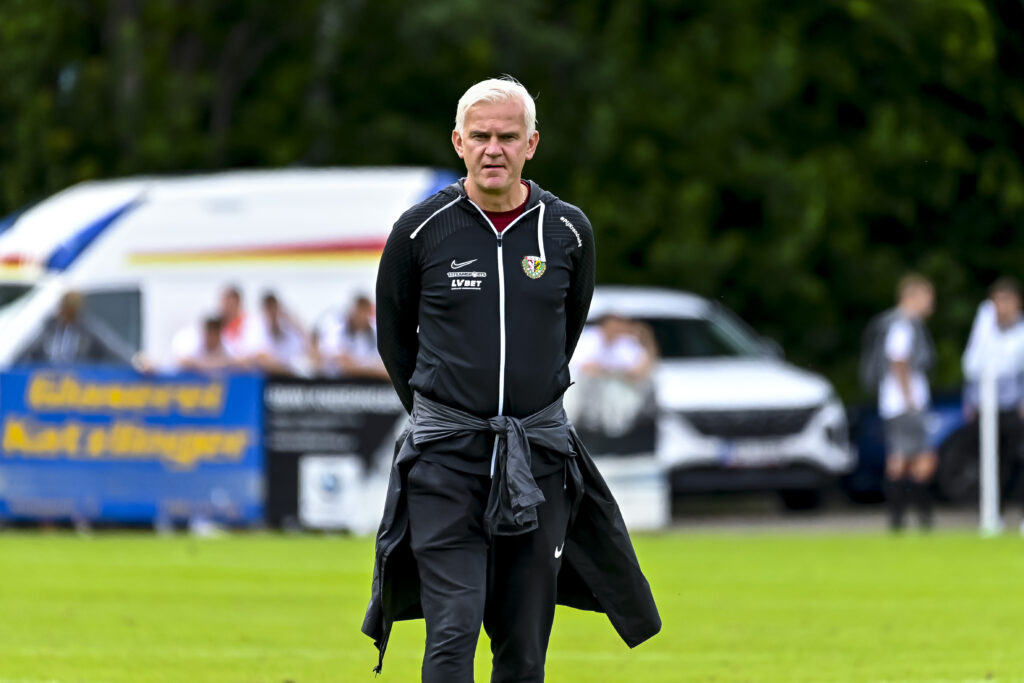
484, 137, 502, 155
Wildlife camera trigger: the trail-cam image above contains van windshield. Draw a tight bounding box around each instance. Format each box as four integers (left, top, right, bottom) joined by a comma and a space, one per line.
640, 314, 766, 359
0, 284, 33, 326
0, 284, 31, 308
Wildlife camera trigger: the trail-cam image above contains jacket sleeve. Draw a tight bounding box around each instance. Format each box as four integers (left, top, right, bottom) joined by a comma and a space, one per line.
376, 222, 420, 413
565, 213, 596, 360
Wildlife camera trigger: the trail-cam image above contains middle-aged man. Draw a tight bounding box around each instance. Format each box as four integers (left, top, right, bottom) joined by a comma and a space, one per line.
363, 77, 660, 682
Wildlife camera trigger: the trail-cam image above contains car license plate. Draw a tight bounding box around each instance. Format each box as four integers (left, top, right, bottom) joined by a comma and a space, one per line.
717, 440, 784, 467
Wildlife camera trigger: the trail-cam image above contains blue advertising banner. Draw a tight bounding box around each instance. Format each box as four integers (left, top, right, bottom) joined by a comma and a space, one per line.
0, 367, 264, 524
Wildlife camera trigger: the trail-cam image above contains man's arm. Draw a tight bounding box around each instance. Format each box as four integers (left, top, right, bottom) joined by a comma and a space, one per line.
376, 224, 420, 413
885, 320, 917, 412
891, 359, 917, 411
564, 213, 596, 360
962, 300, 994, 379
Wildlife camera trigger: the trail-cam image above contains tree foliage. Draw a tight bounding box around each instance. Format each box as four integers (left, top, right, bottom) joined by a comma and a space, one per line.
2, 0, 1023, 397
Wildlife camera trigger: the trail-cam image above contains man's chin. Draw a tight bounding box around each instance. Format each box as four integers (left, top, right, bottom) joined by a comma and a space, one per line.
473, 177, 513, 194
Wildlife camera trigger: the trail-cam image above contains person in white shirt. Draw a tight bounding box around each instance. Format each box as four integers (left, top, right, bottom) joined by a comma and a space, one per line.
574, 314, 655, 382
568, 313, 656, 440
313, 295, 388, 380
172, 316, 246, 373
962, 278, 1024, 416
961, 277, 1024, 529
242, 292, 310, 376
217, 285, 254, 358
171, 286, 256, 369
878, 274, 936, 531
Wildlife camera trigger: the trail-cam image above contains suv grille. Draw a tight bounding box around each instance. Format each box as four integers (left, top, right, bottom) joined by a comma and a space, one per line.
684, 407, 818, 438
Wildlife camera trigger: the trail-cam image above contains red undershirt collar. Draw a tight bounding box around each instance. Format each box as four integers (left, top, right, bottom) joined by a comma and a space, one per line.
482, 181, 530, 233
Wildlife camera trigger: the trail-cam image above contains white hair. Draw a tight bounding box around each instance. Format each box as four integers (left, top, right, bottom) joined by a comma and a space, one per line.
454, 76, 537, 138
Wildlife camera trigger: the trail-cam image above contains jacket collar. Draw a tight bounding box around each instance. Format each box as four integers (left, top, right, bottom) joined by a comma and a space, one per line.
443, 178, 553, 213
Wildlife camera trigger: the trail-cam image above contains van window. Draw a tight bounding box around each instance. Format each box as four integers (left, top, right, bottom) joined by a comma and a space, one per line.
0, 284, 33, 328
84, 289, 142, 352
641, 316, 764, 359
0, 284, 31, 310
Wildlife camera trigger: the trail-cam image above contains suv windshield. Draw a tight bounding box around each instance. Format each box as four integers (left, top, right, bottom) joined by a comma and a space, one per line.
640, 311, 766, 359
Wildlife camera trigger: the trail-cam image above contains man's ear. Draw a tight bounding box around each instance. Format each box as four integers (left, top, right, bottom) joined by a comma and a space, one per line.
525, 130, 540, 161
452, 129, 465, 159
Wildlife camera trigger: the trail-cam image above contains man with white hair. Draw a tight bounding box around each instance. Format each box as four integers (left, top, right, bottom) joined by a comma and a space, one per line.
364, 77, 660, 681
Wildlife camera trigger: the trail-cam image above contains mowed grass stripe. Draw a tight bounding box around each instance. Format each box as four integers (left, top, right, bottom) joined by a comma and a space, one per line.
2, 532, 1024, 681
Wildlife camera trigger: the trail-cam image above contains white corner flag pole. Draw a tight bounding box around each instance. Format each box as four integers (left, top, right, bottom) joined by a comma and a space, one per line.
979, 354, 1001, 536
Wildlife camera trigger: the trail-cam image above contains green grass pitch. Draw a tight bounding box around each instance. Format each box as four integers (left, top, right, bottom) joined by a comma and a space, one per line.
2, 530, 1024, 682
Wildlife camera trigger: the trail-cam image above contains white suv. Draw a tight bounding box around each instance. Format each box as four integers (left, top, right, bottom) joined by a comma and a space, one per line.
577, 286, 853, 509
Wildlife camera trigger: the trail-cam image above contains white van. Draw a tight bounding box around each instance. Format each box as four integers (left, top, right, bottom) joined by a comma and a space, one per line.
576, 286, 853, 509
0, 168, 455, 370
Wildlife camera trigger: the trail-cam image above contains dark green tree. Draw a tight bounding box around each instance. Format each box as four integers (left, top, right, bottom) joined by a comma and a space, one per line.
2, 0, 1023, 398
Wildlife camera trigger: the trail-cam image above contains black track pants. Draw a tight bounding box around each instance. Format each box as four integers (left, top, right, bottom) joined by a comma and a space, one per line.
406, 459, 572, 683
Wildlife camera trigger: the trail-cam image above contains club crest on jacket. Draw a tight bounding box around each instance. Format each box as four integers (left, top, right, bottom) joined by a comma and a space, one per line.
521, 255, 547, 279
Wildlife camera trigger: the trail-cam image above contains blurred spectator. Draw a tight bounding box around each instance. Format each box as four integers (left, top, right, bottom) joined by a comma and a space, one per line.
961, 277, 1024, 529
172, 316, 245, 373
313, 295, 388, 379
875, 274, 936, 531
218, 285, 251, 357
575, 313, 656, 383
19, 291, 135, 366
242, 292, 309, 376
568, 314, 657, 453
962, 278, 1024, 415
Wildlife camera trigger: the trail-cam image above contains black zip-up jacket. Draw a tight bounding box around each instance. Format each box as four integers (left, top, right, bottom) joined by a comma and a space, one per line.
375, 178, 596, 475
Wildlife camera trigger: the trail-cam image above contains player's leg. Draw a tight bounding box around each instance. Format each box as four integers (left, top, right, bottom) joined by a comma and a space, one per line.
407, 460, 491, 683
885, 454, 909, 531
483, 467, 572, 683
997, 412, 1024, 530
884, 415, 910, 531
909, 450, 937, 529
903, 411, 935, 529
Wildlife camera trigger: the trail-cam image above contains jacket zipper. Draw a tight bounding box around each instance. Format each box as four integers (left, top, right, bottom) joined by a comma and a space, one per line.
465, 199, 542, 476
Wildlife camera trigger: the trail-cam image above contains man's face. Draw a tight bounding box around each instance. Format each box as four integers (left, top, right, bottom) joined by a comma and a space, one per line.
600, 316, 630, 341
915, 286, 935, 318
203, 327, 222, 352
351, 303, 372, 330
993, 290, 1021, 326
222, 293, 240, 320
452, 99, 539, 198
58, 298, 81, 323
260, 302, 281, 338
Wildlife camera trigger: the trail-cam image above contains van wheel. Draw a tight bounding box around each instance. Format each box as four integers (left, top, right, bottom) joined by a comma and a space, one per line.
778, 489, 823, 511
